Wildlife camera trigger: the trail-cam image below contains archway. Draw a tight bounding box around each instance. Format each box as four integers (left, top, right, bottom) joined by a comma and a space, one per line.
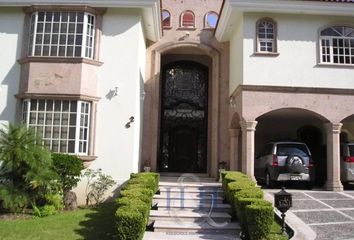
142, 41, 222, 177
158, 61, 209, 173
255, 108, 328, 187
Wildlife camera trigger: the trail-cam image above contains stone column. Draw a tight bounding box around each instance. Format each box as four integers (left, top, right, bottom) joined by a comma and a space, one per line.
324, 123, 343, 192
229, 129, 240, 171
241, 120, 258, 180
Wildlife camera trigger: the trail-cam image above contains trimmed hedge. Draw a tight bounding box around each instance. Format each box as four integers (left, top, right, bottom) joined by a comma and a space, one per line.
115, 172, 160, 240
246, 202, 274, 240
116, 206, 146, 240
223, 171, 275, 240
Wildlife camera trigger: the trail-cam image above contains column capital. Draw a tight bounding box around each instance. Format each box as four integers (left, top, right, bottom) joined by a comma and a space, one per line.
240, 120, 258, 131
229, 128, 241, 137
324, 123, 343, 134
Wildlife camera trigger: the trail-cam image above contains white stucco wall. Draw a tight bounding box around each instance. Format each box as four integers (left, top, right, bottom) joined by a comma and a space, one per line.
0, 8, 23, 125
230, 12, 354, 93
75, 9, 147, 204
229, 16, 243, 95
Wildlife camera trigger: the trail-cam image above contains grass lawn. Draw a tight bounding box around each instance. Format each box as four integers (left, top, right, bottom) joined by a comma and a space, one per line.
268, 221, 289, 240
0, 202, 117, 240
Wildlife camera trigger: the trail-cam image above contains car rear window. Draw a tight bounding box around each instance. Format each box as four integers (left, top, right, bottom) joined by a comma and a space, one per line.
276, 144, 310, 157
349, 145, 354, 156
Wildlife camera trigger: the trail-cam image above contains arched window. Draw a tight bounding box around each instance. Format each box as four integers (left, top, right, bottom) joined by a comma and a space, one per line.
320, 26, 354, 65
256, 18, 277, 53
181, 10, 195, 28
205, 12, 218, 29
162, 10, 171, 28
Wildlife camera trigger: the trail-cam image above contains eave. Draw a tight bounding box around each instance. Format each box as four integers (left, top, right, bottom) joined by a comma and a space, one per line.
0, 0, 162, 42
215, 0, 354, 42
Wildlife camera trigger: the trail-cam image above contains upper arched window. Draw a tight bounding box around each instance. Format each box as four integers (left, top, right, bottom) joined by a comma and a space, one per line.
320, 26, 354, 65
256, 18, 277, 53
162, 10, 171, 28
205, 12, 218, 29
181, 10, 195, 28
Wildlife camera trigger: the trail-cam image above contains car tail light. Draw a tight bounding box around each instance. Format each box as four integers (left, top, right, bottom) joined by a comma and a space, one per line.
344, 157, 354, 163
308, 157, 314, 167
272, 154, 278, 166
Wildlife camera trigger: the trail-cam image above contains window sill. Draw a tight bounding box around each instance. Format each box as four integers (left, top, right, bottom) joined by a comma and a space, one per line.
18, 57, 103, 66
317, 63, 354, 69
253, 52, 280, 57
79, 155, 97, 167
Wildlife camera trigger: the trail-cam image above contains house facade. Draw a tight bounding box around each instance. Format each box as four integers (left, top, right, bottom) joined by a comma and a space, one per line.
0, 0, 354, 202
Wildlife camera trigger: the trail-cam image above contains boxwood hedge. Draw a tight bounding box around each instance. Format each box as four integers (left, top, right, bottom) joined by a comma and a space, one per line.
222, 171, 275, 240
115, 172, 159, 240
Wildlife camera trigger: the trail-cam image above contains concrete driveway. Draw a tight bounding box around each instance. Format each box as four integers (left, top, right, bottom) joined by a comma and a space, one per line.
265, 188, 354, 240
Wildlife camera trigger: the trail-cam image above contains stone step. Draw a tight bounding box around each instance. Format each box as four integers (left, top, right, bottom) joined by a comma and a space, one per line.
159, 182, 222, 187
155, 200, 232, 213
160, 177, 217, 183
159, 186, 223, 194
160, 173, 210, 178
154, 198, 224, 205
154, 194, 224, 202
143, 231, 240, 240
153, 220, 241, 234
149, 210, 232, 222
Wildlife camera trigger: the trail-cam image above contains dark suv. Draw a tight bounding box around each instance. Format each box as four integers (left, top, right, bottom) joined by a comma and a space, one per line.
255, 141, 314, 188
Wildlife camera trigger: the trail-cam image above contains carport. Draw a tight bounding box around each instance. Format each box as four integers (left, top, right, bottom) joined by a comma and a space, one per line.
228, 86, 354, 192
255, 108, 327, 187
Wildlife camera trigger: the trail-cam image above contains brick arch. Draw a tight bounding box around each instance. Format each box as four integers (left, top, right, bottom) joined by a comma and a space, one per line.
255, 107, 330, 123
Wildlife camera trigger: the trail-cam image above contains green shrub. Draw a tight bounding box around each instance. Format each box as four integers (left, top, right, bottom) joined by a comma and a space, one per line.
0, 124, 57, 213
115, 172, 159, 240
222, 171, 249, 190
0, 187, 29, 213
116, 205, 146, 240
120, 189, 154, 203
234, 187, 264, 202
125, 177, 158, 193
234, 197, 272, 236
225, 180, 255, 203
131, 172, 160, 184
33, 204, 59, 217
44, 193, 64, 211
52, 153, 84, 194
83, 169, 116, 206
246, 202, 274, 240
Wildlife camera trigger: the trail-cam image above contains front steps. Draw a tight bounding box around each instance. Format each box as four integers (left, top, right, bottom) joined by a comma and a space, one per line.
144, 176, 241, 240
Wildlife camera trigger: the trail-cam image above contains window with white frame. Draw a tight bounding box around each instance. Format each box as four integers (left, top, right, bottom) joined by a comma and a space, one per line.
320, 26, 354, 65
22, 99, 91, 155
28, 11, 95, 59
256, 18, 277, 53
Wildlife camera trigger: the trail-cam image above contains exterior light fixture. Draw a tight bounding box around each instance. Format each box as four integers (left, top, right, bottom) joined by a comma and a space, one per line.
125, 116, 135, 129
114, 87, 119, 96
274, 187, 292, 237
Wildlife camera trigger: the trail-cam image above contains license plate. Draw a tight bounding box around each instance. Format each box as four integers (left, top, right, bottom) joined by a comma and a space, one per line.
290, 175, 302, 181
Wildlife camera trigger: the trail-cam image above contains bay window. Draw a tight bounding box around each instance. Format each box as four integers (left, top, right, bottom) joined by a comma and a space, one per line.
22, 99, 91, 155
28, 11, 95, 59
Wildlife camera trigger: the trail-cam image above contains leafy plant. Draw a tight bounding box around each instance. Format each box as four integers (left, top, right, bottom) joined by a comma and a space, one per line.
0, 124, 57, 213
83, 169, 116, 206
52, 153, 84, 194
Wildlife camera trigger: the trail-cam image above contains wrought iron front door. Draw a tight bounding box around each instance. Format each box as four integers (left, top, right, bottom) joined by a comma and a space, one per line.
159, 62, 208, 173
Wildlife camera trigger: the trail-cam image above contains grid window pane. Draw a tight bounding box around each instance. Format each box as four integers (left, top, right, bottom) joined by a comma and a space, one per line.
22, 99, 91, 155
320, 26, 354, 65
257, 20, 276, 53
28, 11, 95, 59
